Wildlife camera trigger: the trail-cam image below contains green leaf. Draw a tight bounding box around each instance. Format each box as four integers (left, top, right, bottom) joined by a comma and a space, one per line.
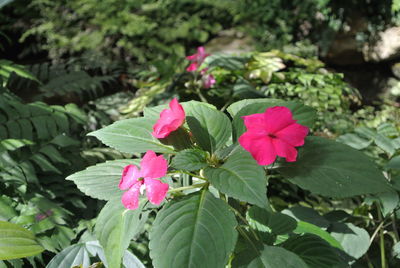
184, 101, 232, 153
231, 100, 316, 141
387, 155, 400, 170
375, 133, 396, 156
247, 206, 297, 235
243, 245, 308, 268
149, 191, 238, 268
171, 149, 208, 171
330, 222, 370, 260
278, 136, 393, 198
393, 241, 400, 259
294, 221, 343, 250
95, 199, 148, 268
89, 117, 174, 154
0, 221, 44, 260
377, 191, 399, 216
204, 148, 268, 208
46, 243, 90, 268
282, 206, 330, 229
336, 133, 372, 150
281, 234, 343, 268
66, 159, 136, 200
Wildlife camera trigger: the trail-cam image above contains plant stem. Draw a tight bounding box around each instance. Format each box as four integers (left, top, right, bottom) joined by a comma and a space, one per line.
377, 205, 387, 268
167, 171, 208, 181
167, 183, 207, 193
196, 87, 208, 103
228, 205, 260, 241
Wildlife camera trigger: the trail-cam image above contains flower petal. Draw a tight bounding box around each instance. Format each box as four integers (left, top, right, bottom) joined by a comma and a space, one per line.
186, 62, 198, 72
121, 182, 142, 210
119, 165, 140, 190
144, 178, 169, 205
152, 98, 185, 138
139, 150, 168, 179
239, 131, 277, 165
242, 113, 267, 132
275, 123, 309, 147
272, 138, 298, 162
264, 106, 296, 133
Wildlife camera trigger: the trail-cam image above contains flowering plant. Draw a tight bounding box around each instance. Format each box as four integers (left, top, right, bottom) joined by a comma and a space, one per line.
66, 94, 394, 267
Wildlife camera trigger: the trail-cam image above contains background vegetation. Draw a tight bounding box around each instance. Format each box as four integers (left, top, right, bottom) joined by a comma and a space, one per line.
0, 0, 399, 267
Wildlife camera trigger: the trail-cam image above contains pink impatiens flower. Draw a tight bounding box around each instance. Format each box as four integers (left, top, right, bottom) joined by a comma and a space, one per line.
119, 150, 169, 210
238, 106, 309, 166
200, 68, 216, 88
152, 98, 185, 139
186, 46, 210, 72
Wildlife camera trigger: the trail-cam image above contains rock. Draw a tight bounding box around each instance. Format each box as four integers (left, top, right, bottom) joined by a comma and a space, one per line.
364, 27, 400, 62
206, 29, 254, 54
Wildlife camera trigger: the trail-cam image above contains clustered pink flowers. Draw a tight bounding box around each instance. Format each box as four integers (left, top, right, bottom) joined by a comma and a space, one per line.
186, 46, 216, 89
239, 106, 309, 166
119, 99, 186, 210
119, 57, 309, 210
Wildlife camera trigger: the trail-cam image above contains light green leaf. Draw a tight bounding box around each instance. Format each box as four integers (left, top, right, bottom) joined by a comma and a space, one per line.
392, 241, 400, 259
171, 149, 208, 171
231, 100, 316, 141
375, 133, 396, 156
66, 159, 136, 200
330, 222, 370, 260
294, 221, 343, 250
89, 117, 174, 154
282, 206, 330, 229
0, 221, 44, 260
336, 133, 372, 150
149, 191, 238, 268
95, 199, 148, 268
46, 243, 90, 268
204, 148, 268, 208
278, 136, 393, 198
247, 206, 297, 235
281, 234, 343, 268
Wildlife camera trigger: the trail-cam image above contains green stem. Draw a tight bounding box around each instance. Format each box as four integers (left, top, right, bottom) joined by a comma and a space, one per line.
228, 205, 260, 241
167, 171, 208, 181
377, 205, 386, 268
196, 87, 208, 103
167, 183, 207, 193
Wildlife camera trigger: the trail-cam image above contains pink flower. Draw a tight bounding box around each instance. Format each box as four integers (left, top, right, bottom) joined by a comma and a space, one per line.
203, 74, 216, 88
152, 98, 185, 139
238, 106, 309, 166
186, 46, 210, 72
119, 150, 169, 210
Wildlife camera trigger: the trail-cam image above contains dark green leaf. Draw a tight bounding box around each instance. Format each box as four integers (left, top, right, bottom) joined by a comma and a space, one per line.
278, 137, 393, 198
204, 148, 268, 208
171, 149, 208, 171
247, 206, 297, 235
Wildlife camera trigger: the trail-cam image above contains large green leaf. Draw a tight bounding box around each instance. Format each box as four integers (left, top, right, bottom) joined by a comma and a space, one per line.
244, 245, 308, 268
278, 136, 393, 198
204, 148, 268, 208
330, 222, 370, 260
184, 101, 232, 153
247, 206, 297, 235
171, 149, 208, 171
95, 199, 148, 268
281, 234, 343, 268
231, 100, 316, 141
66, 159, 136, 200
149, 191, 238, 268
282, 206, 330, 229
0, 221, 44, 260
89, 117, 174, 154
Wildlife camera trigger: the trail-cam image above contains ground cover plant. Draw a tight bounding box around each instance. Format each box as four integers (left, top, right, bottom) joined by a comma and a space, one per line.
1, 0, 400, 267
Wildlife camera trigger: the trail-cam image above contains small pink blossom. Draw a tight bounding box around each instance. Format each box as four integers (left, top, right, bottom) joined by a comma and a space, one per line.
119, 150, 169, 210
186, 46, 210, 72
238, 106, 309, 166
202, 74, 216, 89
152, 98, 185, 139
